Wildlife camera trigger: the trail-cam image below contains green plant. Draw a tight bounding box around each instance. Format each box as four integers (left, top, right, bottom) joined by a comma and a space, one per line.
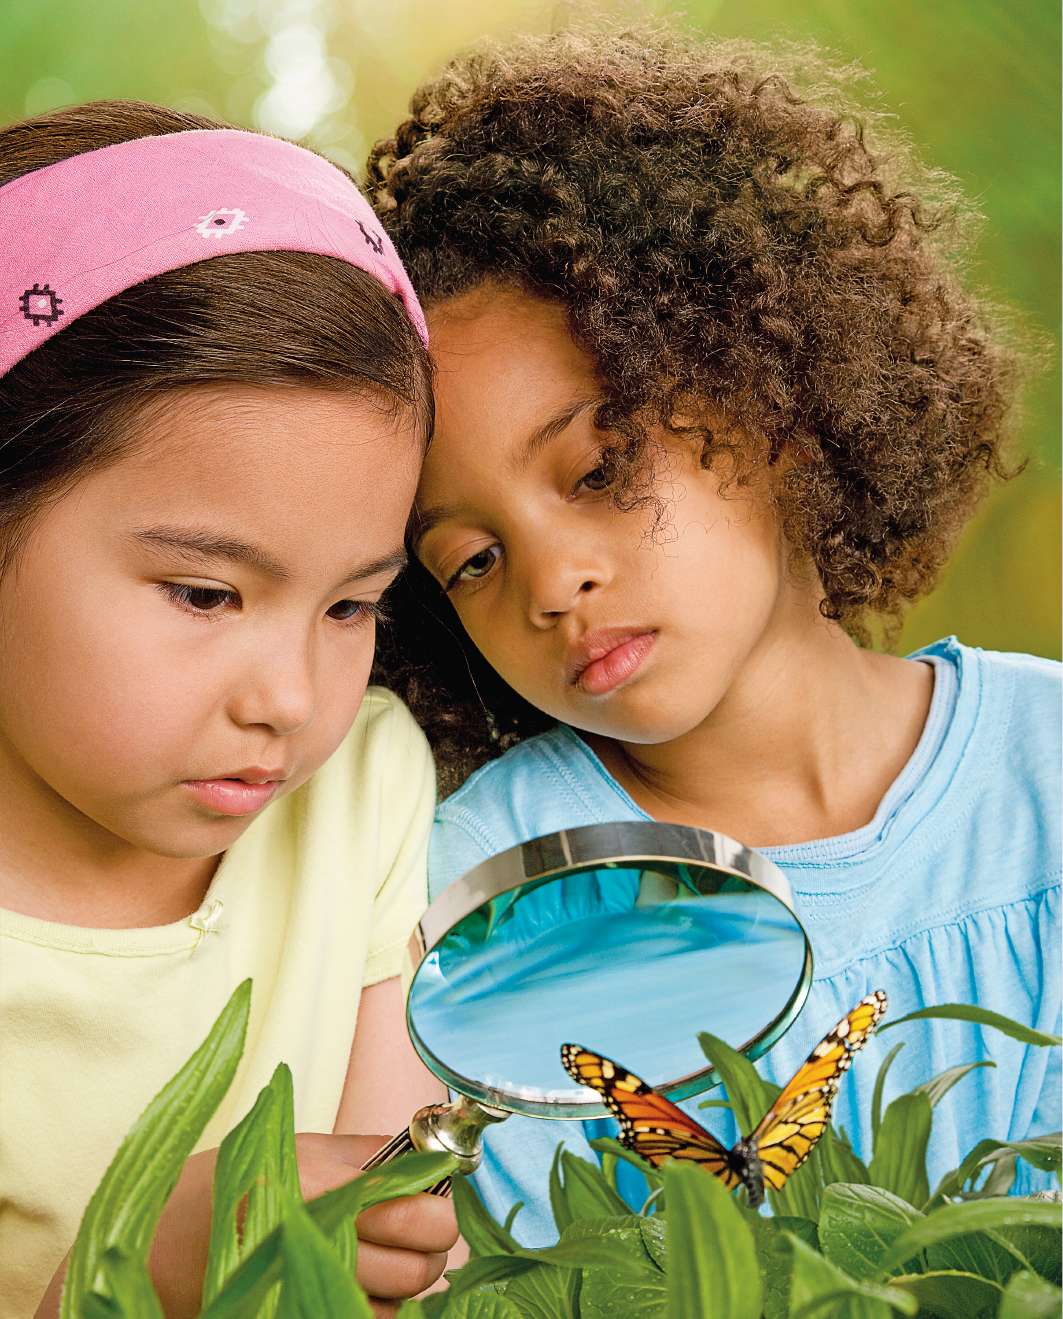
60, 989, 1059, 1318
60, 979, 458, 1319
431, 1003, 1060, 1319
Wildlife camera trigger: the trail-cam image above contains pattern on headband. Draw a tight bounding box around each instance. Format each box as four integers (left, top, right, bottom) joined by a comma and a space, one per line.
19, 284, 65, 327
357, 220, 384, 255
196, 207, 250, 238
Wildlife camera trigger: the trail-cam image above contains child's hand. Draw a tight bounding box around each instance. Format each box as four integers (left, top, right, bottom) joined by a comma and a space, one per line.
294, 1133, 458, 1313
102, 1135, 456, 1319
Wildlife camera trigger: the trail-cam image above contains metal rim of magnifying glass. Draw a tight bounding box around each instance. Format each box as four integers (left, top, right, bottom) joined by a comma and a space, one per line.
404, 822, 813, 1119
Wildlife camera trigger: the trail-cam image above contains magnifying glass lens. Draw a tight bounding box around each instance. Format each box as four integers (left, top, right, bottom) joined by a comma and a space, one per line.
406, 829, 811, 1118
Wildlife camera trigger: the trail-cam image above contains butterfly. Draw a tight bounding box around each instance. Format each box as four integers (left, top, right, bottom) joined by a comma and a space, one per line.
560, 989, 887, 1209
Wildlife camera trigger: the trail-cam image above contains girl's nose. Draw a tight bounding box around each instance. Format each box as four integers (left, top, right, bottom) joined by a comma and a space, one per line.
525, 544, 609, 627
228, 639, 316, 736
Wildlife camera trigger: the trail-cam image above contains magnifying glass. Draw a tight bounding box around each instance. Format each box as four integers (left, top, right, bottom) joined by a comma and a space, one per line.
363, 822, 812, 1192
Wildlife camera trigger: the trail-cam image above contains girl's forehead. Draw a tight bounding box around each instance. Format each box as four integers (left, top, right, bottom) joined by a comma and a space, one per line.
427, 291, 600, 443
56, 385, 421, 557
429, 289, 586, 372
128, 384, 419, 470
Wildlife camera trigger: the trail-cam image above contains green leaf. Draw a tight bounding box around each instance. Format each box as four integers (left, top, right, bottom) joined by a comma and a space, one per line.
749, 1219, 819, 1319
818, 1126, 871, 1188
879, 1199, 1062, 1276
787, 1235, 917, 1318
270, 1064, 299, 1197
913, 1061, 996, 1109
870, 1043, 905, 1153
81, 1298, 120, 1319
305, 1151, 458, 1239
931, 1136, 1059, 1209
640, 1214, 668, 1270
581, 1262, 667, 1318
444, 1254, 541, 1298
204, 1084, 279, 1305
981, 1152, 1020, 1198
878, 1005, 1062, 1048
1001, 1133, 1062, 1176
776, 1217, 821, 1250
599, 1146, 619, 1191
867, 1092, 932, 1209
665, 1160, 761, 1319
451, 1173, 520, 1258
524, 1216, 659, 1275
549, 1144, 574, 1235
998, 1269, 1063, 1319
61, 979, 252, 1319
395, 1302, 427, 1318
930, 1139, 1013, 1206
696, 1032, 778, 1137
440, 1290, 524, 1317
199, 1225, 284, 1319
329, 1217, 358, 1278
547, 1148, 630, 1234
749, 1221, 796, 1319
276, 1193, 373, 1319
834, 1299, 895, 1319
588, 1136, 665, 1195
84, 1247, 163, 1319
994, 1225, 1063, 1286
818, 1184, 925, 1280
925, 1231, 1028, 1287
503, 1262, 582, 1318
216, 1063, 299, 1319
887, 1270, 1003, 1319
502, 1202, 524, 1236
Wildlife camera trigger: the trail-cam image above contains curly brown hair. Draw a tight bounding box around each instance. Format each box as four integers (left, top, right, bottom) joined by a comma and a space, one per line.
367, 22, 1026, 790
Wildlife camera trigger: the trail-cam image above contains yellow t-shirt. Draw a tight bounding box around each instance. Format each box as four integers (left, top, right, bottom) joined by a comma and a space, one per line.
0, 688, 433, 1319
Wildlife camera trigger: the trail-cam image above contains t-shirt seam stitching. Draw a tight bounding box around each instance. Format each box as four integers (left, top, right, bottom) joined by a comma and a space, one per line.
808, 883, 1061, 978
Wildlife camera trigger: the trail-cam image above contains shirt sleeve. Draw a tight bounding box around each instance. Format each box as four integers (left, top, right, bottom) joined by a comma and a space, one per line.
361, 690, 437, 986
428, 811, 496, 901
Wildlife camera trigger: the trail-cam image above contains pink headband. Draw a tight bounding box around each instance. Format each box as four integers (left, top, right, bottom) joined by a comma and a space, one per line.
0, 128, 427, 376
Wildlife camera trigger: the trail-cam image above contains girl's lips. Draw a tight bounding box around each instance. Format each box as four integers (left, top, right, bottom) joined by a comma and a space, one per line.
183, 778, 281, 816
573, 631, 657, 696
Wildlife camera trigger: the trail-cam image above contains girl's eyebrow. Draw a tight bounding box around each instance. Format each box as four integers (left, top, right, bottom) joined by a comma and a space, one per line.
414, 396, 603, 549
410, 504, 458, 551
132, 527, 289, 578
516, 396, 600, 472
131, 526, 406, 586
337, 547, 409, 586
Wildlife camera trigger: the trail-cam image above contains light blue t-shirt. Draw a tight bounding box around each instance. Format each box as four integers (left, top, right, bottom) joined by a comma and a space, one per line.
429, 640, 1061, 1243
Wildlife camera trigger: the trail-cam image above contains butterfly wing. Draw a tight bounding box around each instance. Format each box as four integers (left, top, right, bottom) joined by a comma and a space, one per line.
748, 990, 888, 1192
560, 1044, 742, 1188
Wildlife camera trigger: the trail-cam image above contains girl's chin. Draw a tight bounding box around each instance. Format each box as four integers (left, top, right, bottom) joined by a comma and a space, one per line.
568, 710, 708, 749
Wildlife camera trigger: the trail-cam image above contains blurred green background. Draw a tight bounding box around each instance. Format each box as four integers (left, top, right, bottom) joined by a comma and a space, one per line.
2, 0, 1058, 659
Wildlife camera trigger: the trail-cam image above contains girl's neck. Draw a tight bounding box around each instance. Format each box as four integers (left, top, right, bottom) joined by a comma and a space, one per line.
582, 621, 935, 850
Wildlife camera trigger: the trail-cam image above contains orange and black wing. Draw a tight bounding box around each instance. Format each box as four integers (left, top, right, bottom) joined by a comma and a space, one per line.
560, 1043, 742, 1188
747, 990, 888, 1193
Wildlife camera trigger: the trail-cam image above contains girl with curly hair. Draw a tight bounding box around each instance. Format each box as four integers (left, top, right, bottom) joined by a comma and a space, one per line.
368, 24, 1060, 1238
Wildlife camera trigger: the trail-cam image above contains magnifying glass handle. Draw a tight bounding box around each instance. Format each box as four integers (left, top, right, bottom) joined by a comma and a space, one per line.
360, 1093, 510, 1196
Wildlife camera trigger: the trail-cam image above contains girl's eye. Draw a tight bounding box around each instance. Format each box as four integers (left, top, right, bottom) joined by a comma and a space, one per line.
450, 544, 501, 587
575, 454, 618, 495
160, 582, 237, 613
326, 599, 374, 623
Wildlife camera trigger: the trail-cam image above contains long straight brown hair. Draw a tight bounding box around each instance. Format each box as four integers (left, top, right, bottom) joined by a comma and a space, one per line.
0, 101, 433, 567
